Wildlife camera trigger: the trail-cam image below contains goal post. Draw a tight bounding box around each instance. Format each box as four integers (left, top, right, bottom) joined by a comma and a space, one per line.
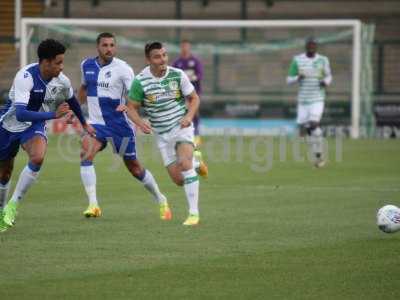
20, 18, 373, 138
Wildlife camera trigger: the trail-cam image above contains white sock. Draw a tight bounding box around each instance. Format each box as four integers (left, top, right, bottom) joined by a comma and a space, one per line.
307, 127, 324, 158
182, 169, 199, 215
140, 170, 167, 204
10, 165, 40, 203
193, 157, 200, 169
308, 127, 324, 157
0, 181, 10, 209
80, 164, 98, 206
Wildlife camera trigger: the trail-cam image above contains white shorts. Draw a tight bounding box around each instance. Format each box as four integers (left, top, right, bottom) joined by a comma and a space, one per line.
155, 124, 195, 166
296, 102, 325, 125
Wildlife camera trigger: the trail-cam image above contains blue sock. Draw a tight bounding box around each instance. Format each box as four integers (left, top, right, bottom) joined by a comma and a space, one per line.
28, 162, 41, 172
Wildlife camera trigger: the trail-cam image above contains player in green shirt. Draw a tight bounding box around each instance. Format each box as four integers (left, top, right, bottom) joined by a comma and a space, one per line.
118, 42, 208, 226
287, 37, 332, 168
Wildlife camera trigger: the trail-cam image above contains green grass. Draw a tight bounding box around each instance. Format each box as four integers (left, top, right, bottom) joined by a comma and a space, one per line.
0, 135, 399, 299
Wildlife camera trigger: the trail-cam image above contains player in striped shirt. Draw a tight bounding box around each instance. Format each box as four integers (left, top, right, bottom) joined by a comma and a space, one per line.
287, 37, 332, 167
118, 42, 208, 226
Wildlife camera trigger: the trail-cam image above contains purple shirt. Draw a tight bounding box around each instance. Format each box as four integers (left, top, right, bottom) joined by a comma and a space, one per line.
172, 55, 203, 94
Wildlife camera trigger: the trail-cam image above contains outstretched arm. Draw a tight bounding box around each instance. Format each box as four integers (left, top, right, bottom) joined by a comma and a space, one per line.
15, 103, 71, 122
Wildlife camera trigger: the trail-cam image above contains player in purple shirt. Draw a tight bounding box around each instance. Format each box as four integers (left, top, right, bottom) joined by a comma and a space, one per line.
173, 40, 204, 146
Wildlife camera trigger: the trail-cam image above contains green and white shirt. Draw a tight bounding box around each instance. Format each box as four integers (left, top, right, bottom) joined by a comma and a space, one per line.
287, 53, 332, 104
129, 66, 195, 134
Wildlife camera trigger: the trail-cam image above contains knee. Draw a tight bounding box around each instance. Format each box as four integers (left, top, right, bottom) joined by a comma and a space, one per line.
172, 176, 184, 186
177, 157, 193, 172
127, 162, 144, 180
308, 121, 319, 131
30, 155, 44, 167
305, 122, 319, 135
131, 166, 144, 179
0, 168, 12, 183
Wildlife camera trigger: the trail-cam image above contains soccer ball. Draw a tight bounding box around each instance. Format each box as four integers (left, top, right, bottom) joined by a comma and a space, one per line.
376, 205, 400, 233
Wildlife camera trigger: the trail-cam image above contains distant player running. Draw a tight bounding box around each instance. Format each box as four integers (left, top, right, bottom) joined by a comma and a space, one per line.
78, 33, 169, 219
0, 39, 90, 232
119, 42, 208, 226
287, 37, 332, 167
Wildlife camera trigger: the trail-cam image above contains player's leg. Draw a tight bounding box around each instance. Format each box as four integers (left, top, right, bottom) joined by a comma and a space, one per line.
123, 157, 170, 220
3, 133, 47, 226
175, 142, 200, 226
0, 159, 13, 208
306, 102, 325, 167
80, 132, 104, 217
296, 103, 308, 137
0, 158, 15, 231
0, 126, 20, 231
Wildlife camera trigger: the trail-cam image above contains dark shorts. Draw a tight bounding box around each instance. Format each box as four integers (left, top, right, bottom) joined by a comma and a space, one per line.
92, 124, 137, 160
0, 122, 47, 161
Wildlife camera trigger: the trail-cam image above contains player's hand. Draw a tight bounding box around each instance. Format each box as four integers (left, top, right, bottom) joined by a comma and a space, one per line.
298, 74, 305, 81
65, 114, 75, 124
180, 116, 192, 128
55, 103, 72, 119
83, 123, 96, 137
116, 104, 128, 112
319, 81, 327, 88
137, 120, 152, 134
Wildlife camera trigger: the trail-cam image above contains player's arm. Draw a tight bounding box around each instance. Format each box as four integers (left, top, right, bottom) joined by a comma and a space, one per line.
320, 57, 332, 88
286, 58, 303, 85
78, 60, 88, 104
14, 71, 71, 122
179, 70, 199, 128
77, 84, 87, 104
117, 77, 152, 134
118, 101, 152, 134
180, 91, 200, 128
16, 104, 71, 122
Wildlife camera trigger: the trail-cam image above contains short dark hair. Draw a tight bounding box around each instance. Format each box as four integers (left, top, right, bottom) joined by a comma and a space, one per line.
305, 36, 317, 46
37, 39, 66, 62
145, 41, 163, 57
96, 32, 115, 44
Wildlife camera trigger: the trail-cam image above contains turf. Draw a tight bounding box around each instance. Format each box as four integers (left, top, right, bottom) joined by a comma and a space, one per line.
0, 135, 399, 299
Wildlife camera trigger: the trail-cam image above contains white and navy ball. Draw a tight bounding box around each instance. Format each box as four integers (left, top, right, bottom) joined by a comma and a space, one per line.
377, 205, 400, 233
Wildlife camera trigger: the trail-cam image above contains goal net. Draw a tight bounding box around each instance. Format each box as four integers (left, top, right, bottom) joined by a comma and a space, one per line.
20, 19, 374, 138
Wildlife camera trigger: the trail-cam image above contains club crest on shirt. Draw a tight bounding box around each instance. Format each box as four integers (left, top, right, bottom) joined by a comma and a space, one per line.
105, 71, 112, 78
168, 80, 178, 90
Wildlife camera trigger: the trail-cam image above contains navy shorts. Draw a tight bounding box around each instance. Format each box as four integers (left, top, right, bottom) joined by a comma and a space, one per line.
92, 124, 137, 160
0, 122, 47, 161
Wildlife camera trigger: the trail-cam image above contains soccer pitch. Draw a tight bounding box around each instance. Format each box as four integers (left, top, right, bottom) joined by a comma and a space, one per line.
0, 135, 399, 299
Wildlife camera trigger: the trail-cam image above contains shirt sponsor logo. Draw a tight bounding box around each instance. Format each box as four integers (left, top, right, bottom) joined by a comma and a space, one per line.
33, 89, 44, 93
97, 81, 109, 88
85, 71, 95, 74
